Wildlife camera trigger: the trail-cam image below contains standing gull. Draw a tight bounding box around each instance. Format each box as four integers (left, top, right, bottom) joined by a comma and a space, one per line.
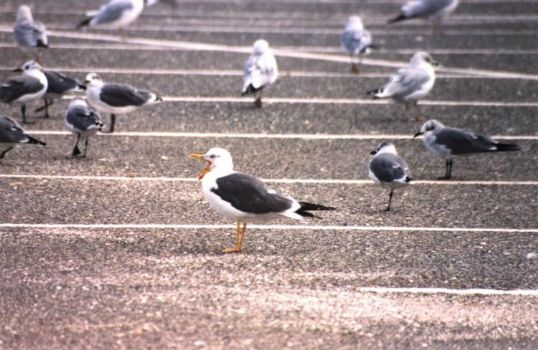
241, 39, 278, 109
414, 119, 521, 180
84, 73, 162, 133
0, 60, 48, 124
189, 148, 335, 253
341, 16, 375, 74
367, 51, 437, 120
0, 115, 46, 160
65, 98, 104, 157
32, 67, 86, 118
368, 142, 412, 211
388, 0, 459, 27
13, 5, 49, 57
77, 0, 157, 30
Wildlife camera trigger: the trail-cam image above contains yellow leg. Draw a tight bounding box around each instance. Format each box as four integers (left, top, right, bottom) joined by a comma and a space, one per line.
222, 222, 247, 253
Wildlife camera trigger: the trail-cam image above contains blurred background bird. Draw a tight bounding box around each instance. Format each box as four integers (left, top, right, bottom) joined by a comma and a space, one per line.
241, 39, 278, 109
341, 15, 376, 74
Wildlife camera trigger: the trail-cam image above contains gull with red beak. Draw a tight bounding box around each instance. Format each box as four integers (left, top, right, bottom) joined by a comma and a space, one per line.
189, 147, 335, 253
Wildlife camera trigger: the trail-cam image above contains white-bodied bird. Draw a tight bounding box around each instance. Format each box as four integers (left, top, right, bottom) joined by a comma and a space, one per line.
84, 73, 162, 133
13, 5, 49, 50
0, 60, 48, 124
65, 98, 104, 157
367, 51, 437, 119
189, 147, 335, 253
368, 142, 412, 211
341, 16, 375, 74
241, 39, 278, 109
77, 0, 158, 29
414, 119, 521, 179
388, 0, 459, 29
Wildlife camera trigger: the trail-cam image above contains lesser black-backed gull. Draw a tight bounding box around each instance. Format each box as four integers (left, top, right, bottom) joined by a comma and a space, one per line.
189, 147, 335, 253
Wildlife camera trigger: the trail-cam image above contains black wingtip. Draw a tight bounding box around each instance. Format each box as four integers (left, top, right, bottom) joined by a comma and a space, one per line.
495, 143, 521, 152
76, 17, 92, 29
156, 95, 164, 102
405, 176, 412, 183
27, 135, 46, 146
78, 84, 87, 91
388, 13, 407, 24
36, 40, 48, 48
296, 201, 336, 218
366, 88, 381, 98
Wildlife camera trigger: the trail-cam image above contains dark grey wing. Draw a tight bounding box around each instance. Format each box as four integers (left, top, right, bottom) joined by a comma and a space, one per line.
66, 105, 102, 132
211, 173, 293, 214
45, 71, 82, 94
0, 115, 30, 143
370, 154, 408, 182
435, 128, 497, 155
0, 76, 44, 103
93, 1, 134, 25
100, 84, 151, 107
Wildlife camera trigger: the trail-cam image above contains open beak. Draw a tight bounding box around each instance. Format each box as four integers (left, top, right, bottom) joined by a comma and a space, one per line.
188, 153, 210, 180
413, 131, 423, 138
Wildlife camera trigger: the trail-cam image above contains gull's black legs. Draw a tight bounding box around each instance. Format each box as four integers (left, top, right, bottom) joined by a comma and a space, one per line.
71, 134, 81, 157
385, 188, 394, 211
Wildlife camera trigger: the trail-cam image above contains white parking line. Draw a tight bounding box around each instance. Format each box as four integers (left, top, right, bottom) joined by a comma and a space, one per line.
64, 95, 538, 107
27, 130, 538, 141
1, 174, 536, 186
356, 287, 538, 297
1, 27, 538, 81
1, 223, 537, 233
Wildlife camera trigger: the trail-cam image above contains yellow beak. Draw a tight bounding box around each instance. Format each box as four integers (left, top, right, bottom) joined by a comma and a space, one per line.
188, 153, 205, 161
188, 152, 210, 180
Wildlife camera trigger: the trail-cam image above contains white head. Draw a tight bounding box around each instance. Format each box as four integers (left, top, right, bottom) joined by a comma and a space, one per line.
410, 51, 438, 67
252, 39, 270, 55
346, 15, 364, 30
145, 0, 159, 6
16, 60, 43, 73
16, 5, 33, 22
370, 142, 398, 156
189, 147, 234, 180
414, 119, 445, 137
84, 73, 103, 86
68, 97, 88, 109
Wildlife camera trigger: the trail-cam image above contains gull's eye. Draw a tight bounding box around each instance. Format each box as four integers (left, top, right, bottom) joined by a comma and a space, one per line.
209, 154, 216, 159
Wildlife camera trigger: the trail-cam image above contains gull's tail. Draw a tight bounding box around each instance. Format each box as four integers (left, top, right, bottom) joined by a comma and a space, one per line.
76, 17, 92, 29
296, 202, 336, 218
26, 135, 46, 146
494, 142, 521, 152
366, 87, 383, 99
388, 13, 407, 24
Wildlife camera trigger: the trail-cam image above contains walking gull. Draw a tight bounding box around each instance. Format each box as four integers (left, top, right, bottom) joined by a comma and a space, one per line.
341, 16, 375, 74
241, 39, 278, 109
84, 73, 162, 133
13, 5, 48, 50
414, 119, 521, 179
0, 115, 46, 160
77, 0, 157, 30
0, 60, 48, 124
368, 142, 412, 211
367, 51, 437, 120
388, 0, 459, 27
189, 147, 335, 253
33, 67, 86, 118
65, 98, 104, 158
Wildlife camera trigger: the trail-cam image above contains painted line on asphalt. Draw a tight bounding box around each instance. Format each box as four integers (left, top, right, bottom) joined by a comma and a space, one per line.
60, 95, 538, 107
1, 174, 537, 186
27, 130, 538, 141
1, 27, 537, 81
0, 223, 537, 234
356, 287, 538, 297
